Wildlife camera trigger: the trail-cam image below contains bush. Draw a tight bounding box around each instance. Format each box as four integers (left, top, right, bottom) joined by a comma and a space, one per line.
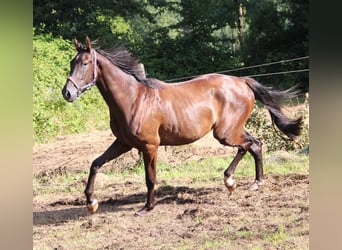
33, 34, 109, 143
245, 98, 309, 152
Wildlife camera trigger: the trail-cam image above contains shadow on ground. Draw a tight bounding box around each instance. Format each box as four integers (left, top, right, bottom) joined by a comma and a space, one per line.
33, 185, 225, 226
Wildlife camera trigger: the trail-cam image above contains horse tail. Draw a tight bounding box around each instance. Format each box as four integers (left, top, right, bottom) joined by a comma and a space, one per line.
243, 77, 303, 140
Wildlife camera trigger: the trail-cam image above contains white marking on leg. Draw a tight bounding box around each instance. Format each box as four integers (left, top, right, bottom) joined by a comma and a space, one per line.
87, 199, 99, 214
224, 175, 237, 192
226, 176, 235, 186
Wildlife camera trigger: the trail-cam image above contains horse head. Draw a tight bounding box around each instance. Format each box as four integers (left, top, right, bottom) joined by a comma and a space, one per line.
62, 36, 97, 102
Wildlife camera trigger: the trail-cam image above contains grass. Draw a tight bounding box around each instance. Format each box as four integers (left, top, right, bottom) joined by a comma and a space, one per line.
133, 151, 308, 183
174, 221, 300, 250
263, 224, 289, 248
175, 222, 302, 250
34, 150, 309, 198
33, 171, 87, 195
177, 237, 233, 250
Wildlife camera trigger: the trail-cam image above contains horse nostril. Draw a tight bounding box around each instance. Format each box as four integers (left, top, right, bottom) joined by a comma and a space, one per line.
62, 87, 72, 101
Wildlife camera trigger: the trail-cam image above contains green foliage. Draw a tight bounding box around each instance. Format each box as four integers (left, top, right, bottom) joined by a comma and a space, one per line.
33, 0, 308, 88
246, 101, 309, 152
33, 0, 151, 44
33, 34, 109, 143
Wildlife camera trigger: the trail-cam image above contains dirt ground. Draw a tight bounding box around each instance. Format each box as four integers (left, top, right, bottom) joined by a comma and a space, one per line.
33, 131, 309, 249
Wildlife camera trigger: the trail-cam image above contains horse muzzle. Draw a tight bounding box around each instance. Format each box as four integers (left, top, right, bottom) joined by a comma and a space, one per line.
62, 80, 79, 102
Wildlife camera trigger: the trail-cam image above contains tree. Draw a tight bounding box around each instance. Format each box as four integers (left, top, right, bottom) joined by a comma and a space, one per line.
33, 0, 152, 45
135, 0, 243, 80
241, 0, 309, 91
33, 0, 308, 88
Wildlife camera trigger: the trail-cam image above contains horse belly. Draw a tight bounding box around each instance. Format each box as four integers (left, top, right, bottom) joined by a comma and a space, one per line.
159, 108, 215, 146
159, 131, 205, 146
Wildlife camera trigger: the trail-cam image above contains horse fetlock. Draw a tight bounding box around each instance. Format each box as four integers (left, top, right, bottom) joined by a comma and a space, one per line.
224, 175, 237, 193
145, 201, 155, 211
86, 199, 99, 214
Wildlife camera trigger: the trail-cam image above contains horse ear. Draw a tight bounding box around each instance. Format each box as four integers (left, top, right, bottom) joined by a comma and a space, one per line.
85, 36, 92, 50
73, 38, 81, 51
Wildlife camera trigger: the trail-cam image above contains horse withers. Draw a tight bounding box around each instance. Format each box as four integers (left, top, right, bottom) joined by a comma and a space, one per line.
62, 37, 303, 215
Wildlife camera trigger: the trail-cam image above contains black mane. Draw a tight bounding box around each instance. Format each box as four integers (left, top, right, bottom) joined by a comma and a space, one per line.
95, 46, 159, 89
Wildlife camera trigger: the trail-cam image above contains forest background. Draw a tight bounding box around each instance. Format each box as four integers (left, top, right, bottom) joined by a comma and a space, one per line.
33, 0, 309, 143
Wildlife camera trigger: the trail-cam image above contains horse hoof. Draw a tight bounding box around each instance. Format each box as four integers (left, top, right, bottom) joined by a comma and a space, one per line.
249, 180, 265, 191
87, 199, 99, 214
224, 175, 237, 193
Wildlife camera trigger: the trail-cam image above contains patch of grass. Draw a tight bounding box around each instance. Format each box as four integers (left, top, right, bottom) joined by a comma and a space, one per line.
34, 150, 308, 201
157, 157, 226, 183
236, 228, 254, 238
202, 239, 227, 249
177, 240, 196, 250
154, 151, 308, 185
177, 237, 232, 250
263, 224, 289, 247
264, 151, 309, 175
251, 246, 264, 250
34, 171, 86, 195
222, 225, 229, 236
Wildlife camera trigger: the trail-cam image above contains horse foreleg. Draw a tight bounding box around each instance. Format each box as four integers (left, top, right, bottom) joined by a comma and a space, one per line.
223, 147, 247, 193
135, 145, 158, 216
85, 140, 131, 213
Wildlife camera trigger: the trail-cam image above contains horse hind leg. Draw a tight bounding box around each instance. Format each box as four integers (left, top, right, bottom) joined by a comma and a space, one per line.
247, 136, 265, 191
216, 130, 264, 193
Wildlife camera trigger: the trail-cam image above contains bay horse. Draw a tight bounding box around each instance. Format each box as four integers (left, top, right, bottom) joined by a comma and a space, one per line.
62, 37, 303, 215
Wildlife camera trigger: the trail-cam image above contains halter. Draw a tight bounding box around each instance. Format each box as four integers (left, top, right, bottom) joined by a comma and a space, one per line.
67, 49, 97, 97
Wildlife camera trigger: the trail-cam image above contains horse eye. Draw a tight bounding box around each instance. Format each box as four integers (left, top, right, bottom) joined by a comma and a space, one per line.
83, 62, 89, 66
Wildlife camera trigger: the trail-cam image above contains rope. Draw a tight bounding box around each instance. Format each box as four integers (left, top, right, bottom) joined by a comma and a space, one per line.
165, 56, 309, 82
246, 68, 309, 78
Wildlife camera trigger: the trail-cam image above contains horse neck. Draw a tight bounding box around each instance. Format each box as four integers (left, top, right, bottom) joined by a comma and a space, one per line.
96, 54, 142, 113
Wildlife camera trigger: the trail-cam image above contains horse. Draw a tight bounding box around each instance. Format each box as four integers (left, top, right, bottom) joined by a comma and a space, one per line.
62, 37, 303, 215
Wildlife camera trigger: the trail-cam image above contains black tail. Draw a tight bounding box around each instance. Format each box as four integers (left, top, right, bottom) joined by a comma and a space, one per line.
243, 77, 303, 140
